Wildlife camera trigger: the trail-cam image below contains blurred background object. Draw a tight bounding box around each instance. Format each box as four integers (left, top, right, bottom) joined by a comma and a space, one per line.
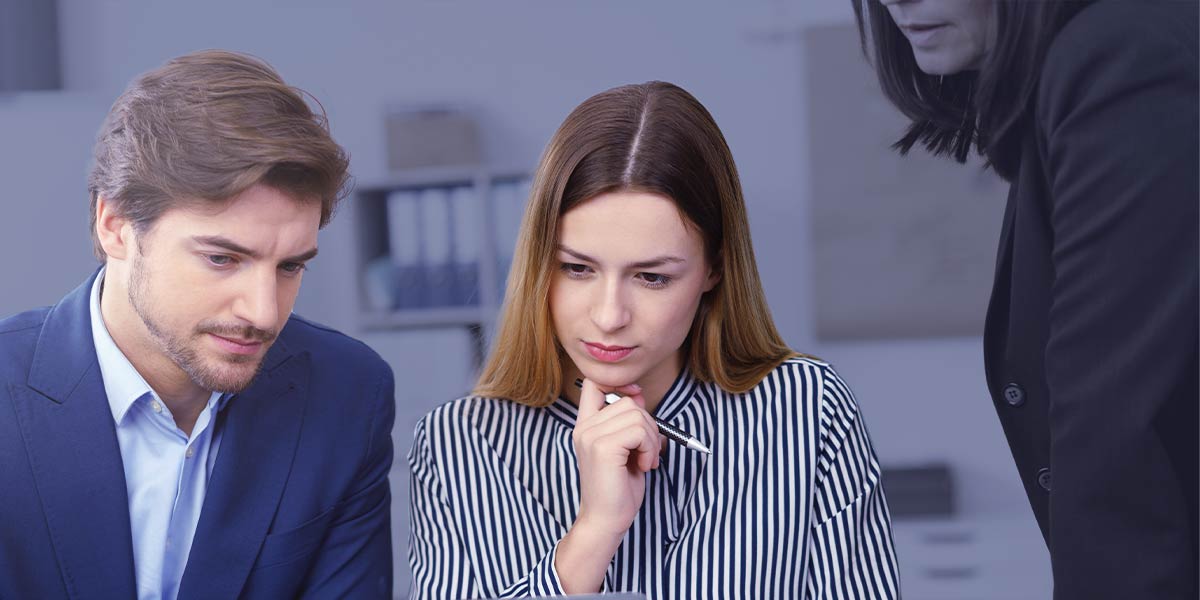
0, 0, 61, 92
0, 1, 1050, 597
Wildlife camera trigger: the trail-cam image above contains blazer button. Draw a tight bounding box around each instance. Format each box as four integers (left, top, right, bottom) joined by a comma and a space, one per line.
1003, 383, 1026, 407
1036, 468, 1052, 492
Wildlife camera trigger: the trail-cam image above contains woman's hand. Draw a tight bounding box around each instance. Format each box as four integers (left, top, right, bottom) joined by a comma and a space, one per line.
555, 378, 665, 593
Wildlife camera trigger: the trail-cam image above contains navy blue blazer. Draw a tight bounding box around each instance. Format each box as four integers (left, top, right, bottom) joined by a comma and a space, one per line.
0, 271, 396, 599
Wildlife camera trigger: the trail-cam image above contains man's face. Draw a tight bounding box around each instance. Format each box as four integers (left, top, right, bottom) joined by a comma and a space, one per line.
125, 184, 321, 393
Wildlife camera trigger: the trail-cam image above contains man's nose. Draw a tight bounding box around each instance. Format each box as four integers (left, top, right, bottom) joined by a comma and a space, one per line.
231, 269, 279, 332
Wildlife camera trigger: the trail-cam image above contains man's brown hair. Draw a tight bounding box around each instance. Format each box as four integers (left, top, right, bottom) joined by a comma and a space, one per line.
87, 49, 350, 258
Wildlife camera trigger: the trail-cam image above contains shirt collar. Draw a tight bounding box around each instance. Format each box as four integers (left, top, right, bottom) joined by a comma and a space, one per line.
89, 268, 228, 425
549, 366, 698, 428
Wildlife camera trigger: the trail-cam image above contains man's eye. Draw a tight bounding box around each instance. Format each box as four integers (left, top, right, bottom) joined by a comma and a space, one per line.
281, 262, 307, 274
206, 255, 233, 267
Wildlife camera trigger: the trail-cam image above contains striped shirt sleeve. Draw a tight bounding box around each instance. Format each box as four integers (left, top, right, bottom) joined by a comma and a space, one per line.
407, 414, 566, 600
804, 366, 901, 600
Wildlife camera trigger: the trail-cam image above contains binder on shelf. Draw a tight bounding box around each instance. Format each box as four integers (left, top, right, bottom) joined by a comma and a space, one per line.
419, 186, 455, 308
386, 189, 425, 309
363, 255, 394, 312
492, 179, 527, 298
449, 184, 481, 307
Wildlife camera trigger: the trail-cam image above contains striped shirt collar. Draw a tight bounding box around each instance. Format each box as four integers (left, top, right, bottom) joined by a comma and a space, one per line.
549, 366, 699, 427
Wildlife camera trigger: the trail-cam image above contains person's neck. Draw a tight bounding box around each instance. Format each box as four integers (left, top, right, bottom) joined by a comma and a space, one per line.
99, 273, 210, 436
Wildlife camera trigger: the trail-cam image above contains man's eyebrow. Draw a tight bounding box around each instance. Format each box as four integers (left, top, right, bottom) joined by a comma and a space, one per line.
284, 247, 319, 263
192, 235, 318, 263
556, 244, 685, 270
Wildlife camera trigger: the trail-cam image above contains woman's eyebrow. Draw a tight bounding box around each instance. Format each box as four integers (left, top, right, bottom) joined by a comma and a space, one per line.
556, 244, 686, 269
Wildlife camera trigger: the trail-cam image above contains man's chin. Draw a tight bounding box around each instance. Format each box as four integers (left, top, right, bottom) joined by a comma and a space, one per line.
188, 357, 265, 394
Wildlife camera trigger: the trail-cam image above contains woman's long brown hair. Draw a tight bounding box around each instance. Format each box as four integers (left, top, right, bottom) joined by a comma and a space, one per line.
475, 81, 798, 406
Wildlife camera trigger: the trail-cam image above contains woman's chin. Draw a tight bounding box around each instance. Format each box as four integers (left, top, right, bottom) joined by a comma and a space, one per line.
576, 364, 643, 390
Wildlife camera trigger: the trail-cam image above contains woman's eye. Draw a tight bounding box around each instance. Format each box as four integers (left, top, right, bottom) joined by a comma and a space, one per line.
560, 262, 591, 277
638, 273, 672, 289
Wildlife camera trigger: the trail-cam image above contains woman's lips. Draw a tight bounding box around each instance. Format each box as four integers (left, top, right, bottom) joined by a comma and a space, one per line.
584, 342, 635, 363
901, 23, 948, 48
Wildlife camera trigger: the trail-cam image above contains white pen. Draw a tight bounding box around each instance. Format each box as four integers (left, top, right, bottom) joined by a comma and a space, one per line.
574, 378, 712, 454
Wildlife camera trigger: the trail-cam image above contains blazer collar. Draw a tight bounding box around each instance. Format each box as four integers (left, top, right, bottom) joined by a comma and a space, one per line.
27, 269, 103, 403
13, 268, 137, 598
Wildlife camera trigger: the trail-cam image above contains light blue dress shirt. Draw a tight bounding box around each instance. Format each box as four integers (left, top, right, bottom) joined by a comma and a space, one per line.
89, 271, 230, 600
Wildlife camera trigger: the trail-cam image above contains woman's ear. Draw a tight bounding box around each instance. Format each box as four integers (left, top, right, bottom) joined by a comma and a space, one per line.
95, 195, 134, 261
704, 251, 722, 292
704, 267, 721, 293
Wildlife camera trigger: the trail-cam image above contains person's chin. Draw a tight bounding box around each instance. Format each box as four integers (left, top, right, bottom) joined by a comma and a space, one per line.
913, 50, 977, 76
206, 368, 260, 394
195, 354, 264, 393
576, 360, 645, 390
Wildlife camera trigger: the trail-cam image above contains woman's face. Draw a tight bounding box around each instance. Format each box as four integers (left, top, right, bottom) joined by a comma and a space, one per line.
880, 0, 993, 75
550, 191, 718, 395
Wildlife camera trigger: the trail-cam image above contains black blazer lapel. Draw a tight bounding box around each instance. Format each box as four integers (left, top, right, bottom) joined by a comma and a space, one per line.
14, 272, 137, 598
177, 346, 309, 600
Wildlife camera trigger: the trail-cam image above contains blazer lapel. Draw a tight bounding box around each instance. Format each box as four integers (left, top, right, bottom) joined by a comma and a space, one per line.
13, 272, 137, 599
983, 166, 1021, 387
177, 344, 309, 600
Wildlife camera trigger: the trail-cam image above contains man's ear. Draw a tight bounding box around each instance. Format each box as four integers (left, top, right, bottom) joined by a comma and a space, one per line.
95, 195, 135, 261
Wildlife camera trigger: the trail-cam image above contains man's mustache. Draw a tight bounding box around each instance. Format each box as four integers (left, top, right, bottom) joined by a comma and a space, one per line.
196, 322, 277, 344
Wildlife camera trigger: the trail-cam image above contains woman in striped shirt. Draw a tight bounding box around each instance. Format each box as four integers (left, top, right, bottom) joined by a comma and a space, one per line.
408, 81, 900, 599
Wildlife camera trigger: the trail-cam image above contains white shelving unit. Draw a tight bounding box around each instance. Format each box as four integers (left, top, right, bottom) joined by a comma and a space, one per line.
352, 165, 530, 363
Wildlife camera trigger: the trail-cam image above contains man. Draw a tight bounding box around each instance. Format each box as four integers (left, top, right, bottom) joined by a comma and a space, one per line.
0, 50, 395, 599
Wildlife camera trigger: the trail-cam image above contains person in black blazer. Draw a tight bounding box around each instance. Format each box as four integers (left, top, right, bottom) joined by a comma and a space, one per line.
852, 0, 1198, 597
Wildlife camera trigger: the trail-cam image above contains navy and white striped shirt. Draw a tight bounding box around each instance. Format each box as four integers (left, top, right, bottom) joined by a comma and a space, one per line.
408, 357, 900, 599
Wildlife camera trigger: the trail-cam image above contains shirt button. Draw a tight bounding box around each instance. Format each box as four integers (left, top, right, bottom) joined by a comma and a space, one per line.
1036, 468, 1052, 492
186, 447, 195, 459
151, 400, 163, 414
1003, 383, 1026, 407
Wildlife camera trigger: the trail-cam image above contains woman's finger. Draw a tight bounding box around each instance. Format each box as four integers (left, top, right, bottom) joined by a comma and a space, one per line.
576, 378, 608, 421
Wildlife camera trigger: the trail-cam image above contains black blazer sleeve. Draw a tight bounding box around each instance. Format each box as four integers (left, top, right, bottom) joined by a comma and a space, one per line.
1034, 1, 1198, 597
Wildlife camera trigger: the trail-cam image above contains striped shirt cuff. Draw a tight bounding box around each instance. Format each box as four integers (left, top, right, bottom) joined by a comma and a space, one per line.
528, 543, 567, 597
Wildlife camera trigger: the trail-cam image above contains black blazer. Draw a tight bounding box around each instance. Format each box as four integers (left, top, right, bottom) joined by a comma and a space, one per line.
983, 0, 1198, 598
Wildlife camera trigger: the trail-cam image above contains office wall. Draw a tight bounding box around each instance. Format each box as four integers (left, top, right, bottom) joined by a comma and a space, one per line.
0, 1, 1048, 597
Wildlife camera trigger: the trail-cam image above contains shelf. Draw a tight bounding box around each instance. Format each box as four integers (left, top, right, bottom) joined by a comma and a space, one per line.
355, 164, 529, 193
351, 164, 531, 370
359, 306, 494, 330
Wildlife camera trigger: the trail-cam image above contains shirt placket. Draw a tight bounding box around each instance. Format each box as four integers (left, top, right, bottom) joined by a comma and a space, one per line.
158, 400, 218, 600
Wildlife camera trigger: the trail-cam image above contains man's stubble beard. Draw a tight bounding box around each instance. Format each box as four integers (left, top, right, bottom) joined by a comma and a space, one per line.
127, 252, 272, 394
